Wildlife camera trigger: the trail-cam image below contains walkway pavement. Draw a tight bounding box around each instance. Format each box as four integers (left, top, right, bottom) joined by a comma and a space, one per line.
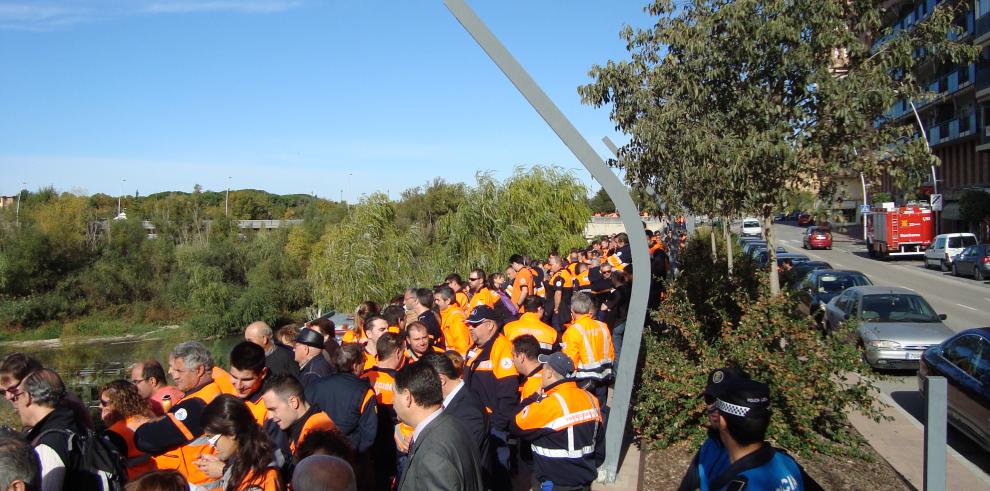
593, 442, 642, 491
849, 390, 990, 490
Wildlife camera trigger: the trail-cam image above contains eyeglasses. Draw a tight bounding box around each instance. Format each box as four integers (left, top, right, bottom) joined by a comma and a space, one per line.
130, 378, 148, 385
207, 434, 222, 447
4, 380, 24, 401
468, 277, 480, 281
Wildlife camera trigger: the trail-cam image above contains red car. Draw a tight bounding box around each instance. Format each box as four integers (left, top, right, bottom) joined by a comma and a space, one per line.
802, 226, 832, 250
797, 213, 814, 226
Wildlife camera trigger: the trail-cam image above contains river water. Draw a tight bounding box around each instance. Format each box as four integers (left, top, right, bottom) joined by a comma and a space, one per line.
0, 313, 351, 427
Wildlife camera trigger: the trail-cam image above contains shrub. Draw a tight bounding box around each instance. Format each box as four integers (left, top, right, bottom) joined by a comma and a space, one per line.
634, 231, 885, 456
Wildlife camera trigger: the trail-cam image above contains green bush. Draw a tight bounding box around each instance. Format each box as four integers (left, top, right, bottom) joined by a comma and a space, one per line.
634, 231, 885, 456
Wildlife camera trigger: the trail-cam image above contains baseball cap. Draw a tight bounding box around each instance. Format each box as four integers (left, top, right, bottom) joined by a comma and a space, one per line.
714, 378, 771, 420
702, 367, 750, 401
537, 352, 575, 377
466, 306, 497, 326
294, 329, 325, 350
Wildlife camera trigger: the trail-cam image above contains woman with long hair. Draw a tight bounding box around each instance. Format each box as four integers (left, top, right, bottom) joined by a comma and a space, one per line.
196, 395, 280, 491
342, 300, 379, 344
100, 379, 156, 479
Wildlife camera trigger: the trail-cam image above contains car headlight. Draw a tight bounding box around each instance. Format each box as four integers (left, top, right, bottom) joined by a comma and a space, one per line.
867, 339, 901, 349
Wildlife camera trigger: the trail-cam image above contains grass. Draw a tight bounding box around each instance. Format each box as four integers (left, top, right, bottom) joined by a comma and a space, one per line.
0, 316, 165, 343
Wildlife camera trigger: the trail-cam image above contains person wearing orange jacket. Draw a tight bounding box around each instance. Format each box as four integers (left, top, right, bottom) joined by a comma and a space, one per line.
511, 352, 603, 491
464, 306, 518, 491
445, 273, 471, 309
509, 335, 544, 402
465, 269, 500, 312
362, 332, 404, 491
562, 292, 615, 415
508, 254, 533, 307
262, 374, 337, 463
199, 395, 282, 491
503, 296, 559, 353
99, 380, 157, 480
435, 286, 472, 356
133, 342, 231, 488
546, 255, 574, 331
404, 321, 444, 363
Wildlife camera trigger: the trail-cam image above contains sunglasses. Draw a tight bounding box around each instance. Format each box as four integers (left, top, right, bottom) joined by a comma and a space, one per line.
207, 434, 223, 447
4, 380, 24, 400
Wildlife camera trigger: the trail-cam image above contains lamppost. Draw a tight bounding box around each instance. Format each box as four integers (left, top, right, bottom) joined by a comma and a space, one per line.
225, 176, 232, 217
15, 182, 25, 226
910, 101, 940, 235
118, 178, 126, 216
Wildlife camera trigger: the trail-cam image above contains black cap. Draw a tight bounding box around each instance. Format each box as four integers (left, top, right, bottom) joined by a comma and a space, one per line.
294, 329, 325, 349
466, 306, 497, 325
703, 367, 750, 399
714, 378, 771, 420
537, 352, 575, 377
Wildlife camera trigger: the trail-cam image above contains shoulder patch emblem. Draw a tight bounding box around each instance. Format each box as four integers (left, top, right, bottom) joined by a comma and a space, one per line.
500, 358, 513, 370
174, 408, 188, 421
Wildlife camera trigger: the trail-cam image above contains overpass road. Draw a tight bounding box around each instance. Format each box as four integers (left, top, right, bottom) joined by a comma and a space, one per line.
772, 223, 990, 477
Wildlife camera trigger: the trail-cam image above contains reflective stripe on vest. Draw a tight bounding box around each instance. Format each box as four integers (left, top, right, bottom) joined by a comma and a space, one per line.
574, 320, 612, 378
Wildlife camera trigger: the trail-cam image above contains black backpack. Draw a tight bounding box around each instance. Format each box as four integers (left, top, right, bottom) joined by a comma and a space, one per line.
35, 428, 128, 491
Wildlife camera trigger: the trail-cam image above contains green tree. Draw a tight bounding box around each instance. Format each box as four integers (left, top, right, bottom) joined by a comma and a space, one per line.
588, 187, 614, 214
580, 0, 975, 294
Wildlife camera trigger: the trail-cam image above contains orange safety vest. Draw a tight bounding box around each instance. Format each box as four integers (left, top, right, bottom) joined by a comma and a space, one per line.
362, 352, 379, 374
108, 417, 156, 480
342, 330, 367, 344
466, 287, 499, 312
561, 315, 615, 382
454, 291, 469, 309
244, 393, 268, 426
511, 268, 534, 306
503, 313, 558, 351
235, 465, 281, 491
519, 366, 544, 402
439, 306, 472, 356
212, 367, 238, 396
404, 345, 444, 364
362, 366, 397, 407
152, 380, 225, 486
290, 410, 337, 455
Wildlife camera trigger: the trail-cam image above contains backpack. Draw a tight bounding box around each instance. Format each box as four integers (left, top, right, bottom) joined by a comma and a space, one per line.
35, 428, 128, 491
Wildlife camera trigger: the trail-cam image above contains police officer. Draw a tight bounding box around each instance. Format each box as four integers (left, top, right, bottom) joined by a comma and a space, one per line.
678, 367, 750, 491
511, 351, 603, 491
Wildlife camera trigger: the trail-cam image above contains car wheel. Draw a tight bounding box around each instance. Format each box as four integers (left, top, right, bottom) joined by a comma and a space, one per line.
940, 260, 948, 272
976, 268, 984, 282
952, 264, 959, 277
827, 245, 832, 250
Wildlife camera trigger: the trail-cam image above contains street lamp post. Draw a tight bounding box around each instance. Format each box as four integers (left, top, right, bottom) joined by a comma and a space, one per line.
910, 101, 940, 235
118, 179, 126, 216
15, 182, 25, 226
225, 176, 232, 217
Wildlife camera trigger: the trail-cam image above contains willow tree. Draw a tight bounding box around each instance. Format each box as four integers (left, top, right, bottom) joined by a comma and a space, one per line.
581, 0, 975, 294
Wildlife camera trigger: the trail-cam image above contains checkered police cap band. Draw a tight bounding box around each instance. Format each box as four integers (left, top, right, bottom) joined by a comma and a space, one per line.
714, 398, 750, 418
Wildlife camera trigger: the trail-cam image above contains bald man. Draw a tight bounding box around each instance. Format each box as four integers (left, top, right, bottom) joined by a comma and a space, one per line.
245, 321, 300, 378
291, 455, 357, 491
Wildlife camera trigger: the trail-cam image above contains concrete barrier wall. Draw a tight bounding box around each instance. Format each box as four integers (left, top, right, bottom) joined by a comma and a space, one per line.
584, 218, 664, 239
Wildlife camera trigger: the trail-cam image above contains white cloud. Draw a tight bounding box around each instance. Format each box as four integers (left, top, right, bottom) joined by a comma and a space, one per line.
0, 0, 302, 31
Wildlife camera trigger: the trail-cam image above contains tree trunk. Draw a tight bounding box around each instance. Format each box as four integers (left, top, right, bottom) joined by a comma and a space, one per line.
710, 225, 718, 263
724, 216, 733, 274
764, 205, 780, 295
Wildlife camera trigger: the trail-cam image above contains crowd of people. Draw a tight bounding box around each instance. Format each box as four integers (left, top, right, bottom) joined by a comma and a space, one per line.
0, 228, 803, 491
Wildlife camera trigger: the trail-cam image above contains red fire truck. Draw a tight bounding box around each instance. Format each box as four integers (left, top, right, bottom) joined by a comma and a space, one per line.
866, 203, 934, 258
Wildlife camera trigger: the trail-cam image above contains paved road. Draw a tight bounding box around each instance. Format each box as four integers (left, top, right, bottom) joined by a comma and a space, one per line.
772, 223, 990, 475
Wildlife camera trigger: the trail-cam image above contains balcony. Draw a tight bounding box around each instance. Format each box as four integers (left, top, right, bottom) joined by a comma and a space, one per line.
885, 65, 976, 121
928, 112, 977, 146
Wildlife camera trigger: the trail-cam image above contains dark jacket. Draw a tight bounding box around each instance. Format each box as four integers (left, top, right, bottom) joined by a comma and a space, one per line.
298, 354, 332, 387
304, 373, 378, 453
266, 343, 300, 379
443, 383, 490, 453
27, 405, 88, 491
397, 413, 483, 491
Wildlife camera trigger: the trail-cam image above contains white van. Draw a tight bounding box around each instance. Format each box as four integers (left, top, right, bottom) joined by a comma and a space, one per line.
741, 218, 762, 237
924, 233, 978, 271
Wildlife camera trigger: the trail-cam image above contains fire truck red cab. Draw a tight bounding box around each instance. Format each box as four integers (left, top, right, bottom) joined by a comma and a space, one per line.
866, 203, 934, 259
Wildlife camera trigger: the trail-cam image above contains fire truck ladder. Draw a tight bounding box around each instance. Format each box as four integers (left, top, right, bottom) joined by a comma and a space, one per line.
890, 212, 899, 252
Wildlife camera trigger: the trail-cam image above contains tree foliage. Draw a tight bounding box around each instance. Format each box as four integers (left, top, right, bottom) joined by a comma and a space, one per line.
580, 0, 976, 293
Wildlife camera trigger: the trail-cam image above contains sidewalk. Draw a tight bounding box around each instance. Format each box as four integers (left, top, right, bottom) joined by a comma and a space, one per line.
849, 391, 990, 490
592, 442, 642, 491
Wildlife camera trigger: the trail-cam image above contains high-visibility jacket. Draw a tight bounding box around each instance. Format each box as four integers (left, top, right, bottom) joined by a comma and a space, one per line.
503, 313, 559, 352
562, 315, 615, 382
362, 366, 397, 407
362, 351, 378, 374
404, 345, 444, 364
341, 330, 367, 344
212, 367, 238, 396
605, 244, 631, 271
244, 387, 268, 426
511, 379, 603, 488
235, 466, 280, 491
519, 365, 544, 402
108, 417, 155, 480
439, 305, 472, 356
466, 288, 500, 312
135, 378, 225, 486
464, 334, 519, 433
288, 408, 337, 455
511, 267, 534, 306
455, 291, 469, 309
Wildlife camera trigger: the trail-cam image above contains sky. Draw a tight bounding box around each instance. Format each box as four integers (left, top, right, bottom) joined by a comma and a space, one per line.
0, 0, 654, 201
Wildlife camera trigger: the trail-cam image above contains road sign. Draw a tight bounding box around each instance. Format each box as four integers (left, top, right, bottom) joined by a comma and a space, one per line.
860, 204, 871, 214
930, 193, 943, 211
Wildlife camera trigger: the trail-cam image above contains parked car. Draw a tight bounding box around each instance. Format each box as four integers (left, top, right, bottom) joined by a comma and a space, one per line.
785, 261, 835, 290
758, 251, 809, 269
741, 218, 762, 237
823, 286, 954, 369
787, 211, 801, 221
951, 244, 990, 281
918, 328, 990, 453
750, 246, 787, 261
795, 270, 873, 324
802, 226, 833, 250
798, 213, 814, 226
924, 233, 977, 272
741, 241, 768, 256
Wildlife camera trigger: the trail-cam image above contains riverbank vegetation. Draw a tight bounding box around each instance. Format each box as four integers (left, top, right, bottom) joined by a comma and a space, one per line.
0, 167, 590, 339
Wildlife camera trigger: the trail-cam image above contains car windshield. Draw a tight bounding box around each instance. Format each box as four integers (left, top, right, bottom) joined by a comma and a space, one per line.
817, 274, 871, 293
859, 294, 939, 323
948, 236, 976, 248
743, 221, 759, 228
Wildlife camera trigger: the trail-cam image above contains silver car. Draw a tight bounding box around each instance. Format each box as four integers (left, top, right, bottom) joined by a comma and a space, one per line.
823, 286, 955, 369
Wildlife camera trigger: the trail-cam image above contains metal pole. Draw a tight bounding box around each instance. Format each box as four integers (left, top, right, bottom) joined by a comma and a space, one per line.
924, 376, 947, 491
861, 172, 868, 242
444, 1, 651, 482
15, 182, 24, 226
910, 100, 940, 235
225, 176, 231, 217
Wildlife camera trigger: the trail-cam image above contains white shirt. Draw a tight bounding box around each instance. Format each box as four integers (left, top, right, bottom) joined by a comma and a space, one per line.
35, 444, 65, 491
412, 407, 443, 445
442, 380, 465, 409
